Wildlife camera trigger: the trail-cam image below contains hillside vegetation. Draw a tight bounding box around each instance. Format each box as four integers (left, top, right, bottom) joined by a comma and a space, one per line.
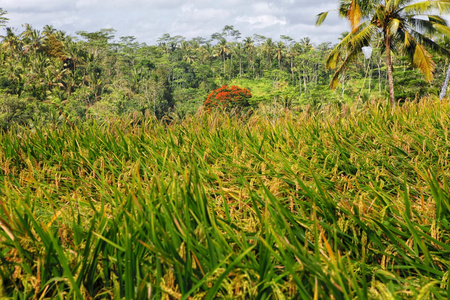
1, 21, 449, 128
0, 100, 449, 299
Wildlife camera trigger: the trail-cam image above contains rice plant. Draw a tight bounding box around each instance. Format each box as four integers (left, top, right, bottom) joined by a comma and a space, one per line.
0, 99, 449, 299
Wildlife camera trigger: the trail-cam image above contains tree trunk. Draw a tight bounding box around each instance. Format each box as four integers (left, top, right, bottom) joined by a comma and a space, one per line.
439, 63, 450, 101
385, 33, 395, 107
299, 71, 302, 94
303, 69, 307, 94
291, 57, 294, 83
223, 54, 226, 75
239, 57, 242, 77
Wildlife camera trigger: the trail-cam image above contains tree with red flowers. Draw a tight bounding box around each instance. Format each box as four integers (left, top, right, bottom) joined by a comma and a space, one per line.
204, 85, 252, 113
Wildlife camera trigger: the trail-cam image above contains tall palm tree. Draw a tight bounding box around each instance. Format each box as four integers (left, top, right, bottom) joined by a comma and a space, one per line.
274, 41, 286, 70
317, 0, 450, 106
1, 27, 22, 59
244, 37, 255, 77
42, 25, 56, 37
180, 41, 196, 64
21, 24, 42, 56
299, 37, 313, 53
287, 44, 299, 82
231, 42, 244, 77
215, 38, 230, 75
261, 38, 275, 69
199, 43, 215, 67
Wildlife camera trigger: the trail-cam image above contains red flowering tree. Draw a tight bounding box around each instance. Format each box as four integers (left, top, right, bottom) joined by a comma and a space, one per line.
204, 85, 252, 113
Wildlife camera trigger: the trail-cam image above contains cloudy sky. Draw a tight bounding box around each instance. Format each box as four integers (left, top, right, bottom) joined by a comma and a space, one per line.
1, 0, 349, 45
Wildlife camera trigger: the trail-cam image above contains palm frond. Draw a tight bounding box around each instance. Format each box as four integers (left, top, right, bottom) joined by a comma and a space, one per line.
399, 29, 435, 81
330, 47, 361, 89
403, 28, 413, 48
409, 28, 450, 56
395, 0, 416, 8
427, 15, 448, 25
326, 51, 342, 69
374, 5, 386, 27
348, 0, 363, 32
339, 0, 380, 21
435, 0, 450, 13
413, 43, 435, 81
431, 23, 450, 40
325, 31, 355, 69
399, 30, 418, 54
388, 18, 401, 36
339, 0, 353, 18
350, 22, 378, 48
401, 1, 450, 15
326, 21, 375, 70
391, 32, 407, 54
316, 11, 330, 26
360, 0, 381, 14
406, 17, 437, 35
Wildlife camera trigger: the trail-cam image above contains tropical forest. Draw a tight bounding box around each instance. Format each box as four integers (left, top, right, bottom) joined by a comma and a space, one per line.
1, 0, 450, 298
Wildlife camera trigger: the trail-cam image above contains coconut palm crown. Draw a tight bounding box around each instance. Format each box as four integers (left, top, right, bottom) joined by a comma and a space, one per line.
317, 0, 450, 105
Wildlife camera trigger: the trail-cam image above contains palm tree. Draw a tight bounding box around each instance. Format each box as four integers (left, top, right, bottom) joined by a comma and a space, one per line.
244, 37, 255, 77
0, 8, 8, 26
1, 27, 22, 59
42, 25, 56, 37
299, 37, 313, 53
21, 24, 42, 57
287, 45, 298, 82
261, 38, 275, 69
183, 49, 196, 64
274, 41, 286, 70
215, 38, 230, 75
231, 42, 244, 77
199, 43, 215, 67
317, 0, 450, 106
180, 41, 196, 64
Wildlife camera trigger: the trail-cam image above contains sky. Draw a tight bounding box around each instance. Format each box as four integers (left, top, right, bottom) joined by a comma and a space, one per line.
0, 0, 350, 45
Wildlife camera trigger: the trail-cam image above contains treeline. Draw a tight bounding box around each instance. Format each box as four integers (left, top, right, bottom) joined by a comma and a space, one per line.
0, 17, 448, 128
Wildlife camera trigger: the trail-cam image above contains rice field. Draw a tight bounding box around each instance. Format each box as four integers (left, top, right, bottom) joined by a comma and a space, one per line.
0, 100, 449, 299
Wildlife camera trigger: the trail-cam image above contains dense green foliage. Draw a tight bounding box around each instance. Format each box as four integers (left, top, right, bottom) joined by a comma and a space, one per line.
0, 100, 450, 298
317, 0, 450, 106
0, 17, 449, 128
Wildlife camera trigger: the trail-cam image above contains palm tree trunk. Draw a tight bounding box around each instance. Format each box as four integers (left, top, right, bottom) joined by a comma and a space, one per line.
303, 69, 307, 93
291, 57, 294, 83
385, 35, 395, 107
239, 57, 242, 77
440, 63, 450, 101
223, 54, 226, 75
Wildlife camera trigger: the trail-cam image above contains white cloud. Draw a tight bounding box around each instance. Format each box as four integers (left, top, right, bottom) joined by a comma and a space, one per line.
252, 2, 279, 14
236, 15, 287, 29
179, 4, 231, 22
0, 0, 347, 45
75, 0, 184, 10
